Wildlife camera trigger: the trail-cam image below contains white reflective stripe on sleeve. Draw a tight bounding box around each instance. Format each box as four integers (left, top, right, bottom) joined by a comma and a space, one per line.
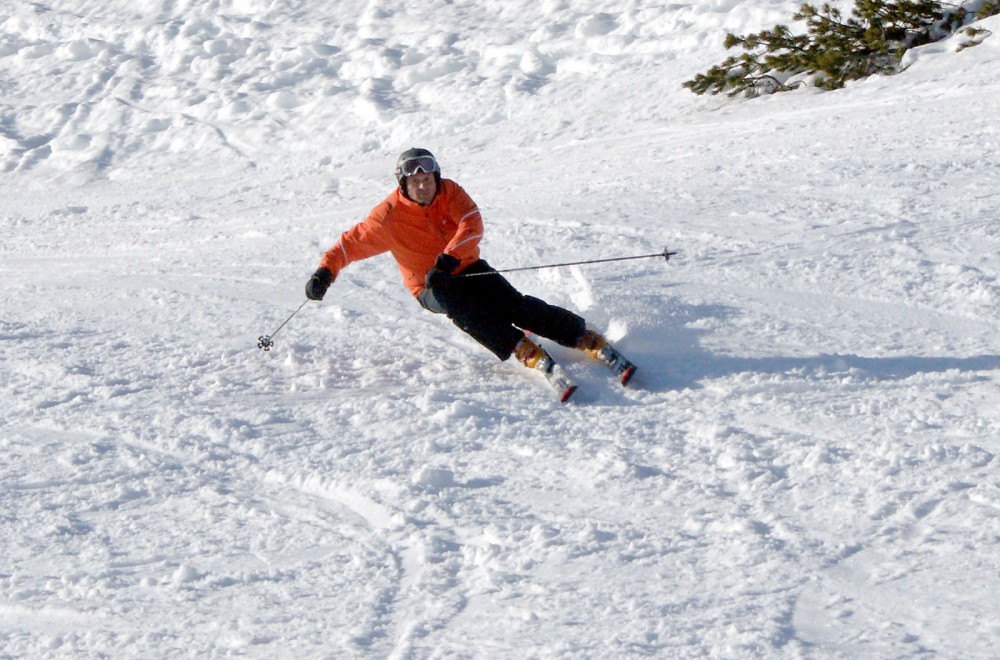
460, 208, 481, 222
451, 233, 483, 250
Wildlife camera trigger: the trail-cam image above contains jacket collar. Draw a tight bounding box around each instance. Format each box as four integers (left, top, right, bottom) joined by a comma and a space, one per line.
395, 180, 443, 208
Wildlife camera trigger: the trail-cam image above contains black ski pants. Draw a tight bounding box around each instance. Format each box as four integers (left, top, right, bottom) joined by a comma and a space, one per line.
417, 259, 586, 360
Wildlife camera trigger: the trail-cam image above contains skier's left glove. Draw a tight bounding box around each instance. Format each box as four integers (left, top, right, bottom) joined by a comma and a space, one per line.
305, 267, 334, 301
425, 253, 459, 291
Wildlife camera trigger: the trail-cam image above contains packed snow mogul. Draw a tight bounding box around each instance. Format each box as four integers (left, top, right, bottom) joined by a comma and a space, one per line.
305, 147, 635, 401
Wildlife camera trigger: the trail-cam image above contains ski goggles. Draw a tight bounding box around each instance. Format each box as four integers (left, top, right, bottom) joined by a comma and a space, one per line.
399, 154, 439, 177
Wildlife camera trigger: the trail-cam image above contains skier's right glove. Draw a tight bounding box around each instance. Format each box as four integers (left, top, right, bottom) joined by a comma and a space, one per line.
305, 267, 334, 301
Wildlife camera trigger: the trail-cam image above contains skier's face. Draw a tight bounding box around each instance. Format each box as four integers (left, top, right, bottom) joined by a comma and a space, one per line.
406, 171, 437, 206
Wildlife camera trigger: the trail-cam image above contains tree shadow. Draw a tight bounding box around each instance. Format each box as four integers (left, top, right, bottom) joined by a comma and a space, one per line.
622, 298, 1000, 392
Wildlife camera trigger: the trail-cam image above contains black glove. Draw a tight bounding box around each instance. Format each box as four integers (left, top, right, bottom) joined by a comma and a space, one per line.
305, 267, 334, 301
425, 253, 460, 292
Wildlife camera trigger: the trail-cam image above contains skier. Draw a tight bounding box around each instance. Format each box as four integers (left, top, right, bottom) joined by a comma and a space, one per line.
305, 147, 634, 400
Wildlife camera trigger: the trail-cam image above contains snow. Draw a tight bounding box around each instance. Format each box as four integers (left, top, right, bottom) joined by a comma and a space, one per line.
3, 0, 1000, 656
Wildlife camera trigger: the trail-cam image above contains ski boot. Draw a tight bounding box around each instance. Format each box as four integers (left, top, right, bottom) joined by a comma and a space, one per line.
515, 337, 577, 403
577, 330, 637, 386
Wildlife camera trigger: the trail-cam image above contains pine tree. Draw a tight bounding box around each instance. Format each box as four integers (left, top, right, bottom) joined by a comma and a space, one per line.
683, 0, 991, 98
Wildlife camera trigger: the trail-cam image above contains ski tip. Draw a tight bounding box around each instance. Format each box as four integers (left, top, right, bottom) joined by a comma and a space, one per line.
620, 365, 637, 387
561, 385, 578, 403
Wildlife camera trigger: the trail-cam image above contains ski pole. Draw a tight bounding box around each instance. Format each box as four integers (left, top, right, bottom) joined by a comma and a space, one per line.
454, 247, 677, 277
258, 300, 309, 351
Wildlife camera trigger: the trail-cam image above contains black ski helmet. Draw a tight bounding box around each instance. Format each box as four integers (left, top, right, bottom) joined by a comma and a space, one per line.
395, 147, 441, 200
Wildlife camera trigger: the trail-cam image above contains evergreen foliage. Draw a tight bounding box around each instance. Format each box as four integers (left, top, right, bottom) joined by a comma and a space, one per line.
979, 0, 1000, 18
684, 0, 997, 98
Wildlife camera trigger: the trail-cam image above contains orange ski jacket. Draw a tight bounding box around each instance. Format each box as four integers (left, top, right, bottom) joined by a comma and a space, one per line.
319, 179, 484, 297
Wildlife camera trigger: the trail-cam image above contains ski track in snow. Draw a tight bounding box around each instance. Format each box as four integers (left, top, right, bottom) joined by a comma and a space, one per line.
4, 0, 1000, 657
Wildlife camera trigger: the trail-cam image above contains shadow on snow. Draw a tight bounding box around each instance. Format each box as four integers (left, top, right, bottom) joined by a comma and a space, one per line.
623, 299, 1000, 392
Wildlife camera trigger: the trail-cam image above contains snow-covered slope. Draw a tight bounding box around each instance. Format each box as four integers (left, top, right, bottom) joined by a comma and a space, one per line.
3, 1, 1000, 656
